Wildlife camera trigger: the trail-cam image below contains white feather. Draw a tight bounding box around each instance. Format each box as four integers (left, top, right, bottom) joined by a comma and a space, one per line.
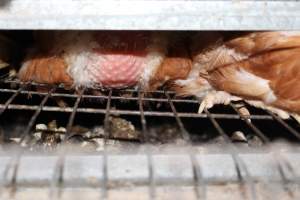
63, 32, 101, 87
140, 33, 167, 88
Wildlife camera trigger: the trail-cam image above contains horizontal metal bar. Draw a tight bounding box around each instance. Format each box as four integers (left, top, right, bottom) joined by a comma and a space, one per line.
0, 104, 276, 120
0, 87, 22, 116
0, 88, 198, 103
266, 110, 300, 140
1, 0, 300, 30
0, 80, 173, 94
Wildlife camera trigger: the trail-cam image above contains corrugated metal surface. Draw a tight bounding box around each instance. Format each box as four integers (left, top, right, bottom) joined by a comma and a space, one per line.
0, 146, 300, 200
0, 0, 299, 30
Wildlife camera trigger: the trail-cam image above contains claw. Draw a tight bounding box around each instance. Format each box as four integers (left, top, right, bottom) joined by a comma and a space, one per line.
197, 91, 241, 113
234, 102, 251, 122
198, 92, 215, 113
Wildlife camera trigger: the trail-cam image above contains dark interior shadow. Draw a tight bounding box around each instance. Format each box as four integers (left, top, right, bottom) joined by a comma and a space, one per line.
0, 0, 11, 8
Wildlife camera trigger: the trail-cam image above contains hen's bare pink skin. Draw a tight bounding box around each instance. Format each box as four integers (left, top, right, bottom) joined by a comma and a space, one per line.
89, 32, 151, 88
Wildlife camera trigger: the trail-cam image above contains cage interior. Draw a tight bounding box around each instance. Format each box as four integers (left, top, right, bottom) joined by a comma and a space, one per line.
0, 30, 299, 152
0, 0, 300, 198
0, 30, 299, 200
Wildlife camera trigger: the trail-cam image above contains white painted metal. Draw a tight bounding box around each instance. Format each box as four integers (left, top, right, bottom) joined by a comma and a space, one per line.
0, 0, 299, 30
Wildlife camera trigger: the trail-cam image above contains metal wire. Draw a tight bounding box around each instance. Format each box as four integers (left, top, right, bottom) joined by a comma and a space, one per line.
266, 110, 300, 140
0, 79, 299, 145
138, 90, 155, 199
165, 92, 191, 141
102, 89, 112, 199
49, 155, 64, 200
0, 87, 22, 116
165, 91, 207, 199
230, 103, 269, 143
65, 88, 85, 141
275, 156, 296, 199
6, 155, 20, 198
190, 153, 206, 200
3, 85, 56, 198
231, 103, 297, 200
165, 85, 204, 199
204, 108, 257, 200
50, 88, 86, 199
1, 79, 171, 94
0, 88, 198, 103
0, 79, 299, 144
0, 104, 276, 120
21, 87, 56, 144
1, 79, 300, 199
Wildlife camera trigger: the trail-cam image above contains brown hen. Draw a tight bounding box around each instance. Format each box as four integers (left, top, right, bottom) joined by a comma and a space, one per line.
172, 31, 300, 121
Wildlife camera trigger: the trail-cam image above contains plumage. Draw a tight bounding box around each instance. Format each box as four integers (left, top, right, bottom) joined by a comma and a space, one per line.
148, 33, 192, 90
18, 31, 168, 90
172, 31, 300, 119
19, 30, 300, 120
19, 54, 73, 85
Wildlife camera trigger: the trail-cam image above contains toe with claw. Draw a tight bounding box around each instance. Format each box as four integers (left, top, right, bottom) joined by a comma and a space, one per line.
198, 91, 241, 113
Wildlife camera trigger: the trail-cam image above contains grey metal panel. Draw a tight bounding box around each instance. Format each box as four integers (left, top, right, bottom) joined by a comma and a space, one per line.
107, 155, 149, 184
239, 154, 281, 181
196, 154, 238, 182
281, 153, 300, 181
61, 188, 101, 200
14, 188, 50, 200
0, 150, 299, 192
17, 156, 58, 186
0, 156, 12, 186
153, 155, 193, 184
0, 0, 300, 30
63, 155, 103, 187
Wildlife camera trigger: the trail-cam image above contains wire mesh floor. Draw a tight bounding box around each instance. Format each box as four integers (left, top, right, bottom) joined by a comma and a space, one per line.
0, 78, 299, 148
0, 78, 300, 199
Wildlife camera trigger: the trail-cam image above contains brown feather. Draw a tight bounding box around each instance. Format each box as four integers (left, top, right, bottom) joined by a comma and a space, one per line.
149, 34, 192, 90
18, 54, 73, 85
207, 48, 300, 114
172, 31, 300, 116
226, 32, 300, 56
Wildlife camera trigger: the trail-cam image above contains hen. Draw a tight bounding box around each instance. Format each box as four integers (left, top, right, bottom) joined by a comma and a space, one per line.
18, 31, 193, 92
19, 31, 170, 90
19, 31, 300, 121
172, 31, 300, 121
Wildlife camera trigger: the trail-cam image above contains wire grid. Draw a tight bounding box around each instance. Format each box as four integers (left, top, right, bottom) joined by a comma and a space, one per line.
0, 78, 300, 199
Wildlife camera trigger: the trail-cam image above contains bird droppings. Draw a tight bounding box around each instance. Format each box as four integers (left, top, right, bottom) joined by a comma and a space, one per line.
109, 116, 140, 140
0, 114, 267, 152
231, 131, 247, 143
